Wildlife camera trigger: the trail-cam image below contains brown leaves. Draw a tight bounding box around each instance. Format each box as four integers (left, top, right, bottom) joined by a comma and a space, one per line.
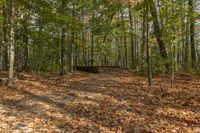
0, 71, 200, 132
116, 125, 151, 133
48, 129, 59, 133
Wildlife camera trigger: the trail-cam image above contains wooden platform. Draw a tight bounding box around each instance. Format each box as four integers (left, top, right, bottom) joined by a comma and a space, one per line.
76, 66, 122, 73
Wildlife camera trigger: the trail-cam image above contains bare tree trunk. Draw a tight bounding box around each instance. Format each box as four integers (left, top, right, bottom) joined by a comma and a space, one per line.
74, 33, 78, 69
0, 3, 4, 70
91, 33, 94, 67
134, 11, 138, 70
189, 0, 197, 68
71, 31, 75, 72
124, 32, 128, 68
184, 15, 189, 71
117, 12, 122, 67
181, 1, 185, 71
60, 0, 67, 75
141, 8, 146, 71
149, 0, 168, 59
23, 24, 29, 71
114, 37, 118, 66
8, 0, 15, 87
145, 1, 152, 86
147, 23, 152, 86
82, 9, 87, 66
157, 0, 164, 29
70, 3, 75, 72
2, 2, 8, 70
118, 37, 122, 67
60, 28, 67, 75
91, 13, 94, 67
16, 18, 22, 73
120, 9, 128, 68
128, 5, 135, 69
171, 0, 176, 84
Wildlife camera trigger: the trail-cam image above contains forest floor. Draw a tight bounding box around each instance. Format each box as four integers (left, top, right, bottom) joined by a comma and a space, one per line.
0, 70, 200, 133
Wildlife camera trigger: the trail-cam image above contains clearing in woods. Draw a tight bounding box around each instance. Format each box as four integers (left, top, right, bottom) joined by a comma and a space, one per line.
0, 71, 200, 133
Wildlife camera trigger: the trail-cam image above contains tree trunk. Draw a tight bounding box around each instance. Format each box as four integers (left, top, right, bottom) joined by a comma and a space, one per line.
23, 25, 29, 71
147, 21, 152, 86
184, 15, 189, 71
91, 33, 94, 67
2, 2, 8, 70
134, 10, 138, 70
141, 8, 146, 71
82, 9, 87, 66
145, 1, 152, 86
171, 0, 176, 84
120, 9, 128, 68
128, 5, 135, 69
74, 33, 78, 69
8, 0, 15, 87
71, 31, 75, 72
70, 4, 75, 72
149, 0, 168, 59
60, 0, 67, 75
60, 28, 67, 75
189, 0, 197, 68
181, 1, 185, 70
91, 13, 94, 67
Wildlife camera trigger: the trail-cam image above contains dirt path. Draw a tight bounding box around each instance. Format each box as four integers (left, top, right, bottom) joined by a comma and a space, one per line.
0, 71, 200, 133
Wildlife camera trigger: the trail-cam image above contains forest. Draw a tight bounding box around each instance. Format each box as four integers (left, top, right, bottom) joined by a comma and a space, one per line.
0, 0, 200, 132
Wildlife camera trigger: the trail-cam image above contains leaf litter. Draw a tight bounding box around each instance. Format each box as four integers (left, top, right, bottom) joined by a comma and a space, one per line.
0, 71, 199, 133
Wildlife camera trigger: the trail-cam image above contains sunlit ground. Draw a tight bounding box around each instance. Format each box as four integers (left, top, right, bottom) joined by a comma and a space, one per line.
0, 71, 200, 133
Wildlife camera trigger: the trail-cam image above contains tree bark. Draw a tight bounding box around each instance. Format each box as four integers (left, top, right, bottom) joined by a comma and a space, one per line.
70, 3, 75, 72
149, 0, 168, 59
128, 5, 135, 69
189, 0, 197, 68
91, 13, 94, 67
120, 9, 128, 68
8, 0, 15, 87
60, 0, 67, 75
2, 2, 8, 70
71, 31, 75, 72
141, 8, 146, 71
145, 1, 152, 86
82, 9, 87, 66
23, 23, 29, 70
60, 28, 67, 75
74, 33, 78, 68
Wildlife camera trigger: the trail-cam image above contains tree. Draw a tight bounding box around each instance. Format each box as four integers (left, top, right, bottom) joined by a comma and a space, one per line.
128, 4, 135, 69
0, 0, 199, 81
149, 0, 168, 59
8, 0, 15, 86
189, 0, 197, 68
145, 0, 152, 86
2, 1, 8, 70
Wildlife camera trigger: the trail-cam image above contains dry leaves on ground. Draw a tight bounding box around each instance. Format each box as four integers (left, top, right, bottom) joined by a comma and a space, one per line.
0, 71, 199, 133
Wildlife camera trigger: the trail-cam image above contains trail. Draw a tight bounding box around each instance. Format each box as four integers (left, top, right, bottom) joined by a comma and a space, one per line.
0, 71, 200, 133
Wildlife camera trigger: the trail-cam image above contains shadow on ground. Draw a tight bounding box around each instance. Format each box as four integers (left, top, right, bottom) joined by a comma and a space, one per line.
0, 71, 200, 132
